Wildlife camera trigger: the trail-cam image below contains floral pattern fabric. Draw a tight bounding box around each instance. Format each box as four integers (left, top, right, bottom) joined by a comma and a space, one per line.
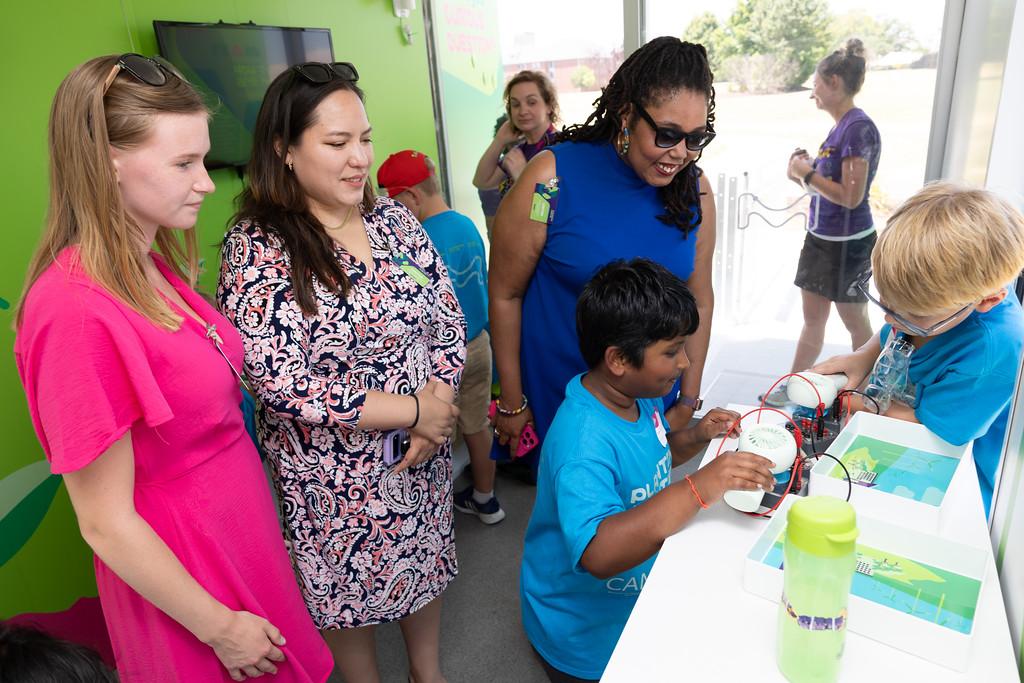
217, 196, 466, 629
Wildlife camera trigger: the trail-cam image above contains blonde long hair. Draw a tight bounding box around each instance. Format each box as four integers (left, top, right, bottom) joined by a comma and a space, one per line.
16, 55, 207, 330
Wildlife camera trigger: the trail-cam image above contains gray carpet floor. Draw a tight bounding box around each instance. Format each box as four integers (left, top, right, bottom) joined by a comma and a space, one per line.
369, 472, 548, 683
320, 470, 549, 682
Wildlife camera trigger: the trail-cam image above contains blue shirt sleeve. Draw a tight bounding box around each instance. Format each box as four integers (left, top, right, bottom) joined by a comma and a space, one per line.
915, 368, 1016, 446
552, 450, 624, 575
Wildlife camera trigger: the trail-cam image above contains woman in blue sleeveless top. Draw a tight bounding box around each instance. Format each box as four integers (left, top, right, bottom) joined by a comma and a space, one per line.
489, 38, 719, 479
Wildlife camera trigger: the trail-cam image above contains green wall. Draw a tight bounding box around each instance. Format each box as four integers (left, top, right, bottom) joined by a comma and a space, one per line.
0, 0, 440, 621
431, 0, 504, 244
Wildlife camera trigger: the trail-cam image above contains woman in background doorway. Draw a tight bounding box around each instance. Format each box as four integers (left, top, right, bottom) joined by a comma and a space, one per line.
473, 70, 560, 198
765, 39, 881, 405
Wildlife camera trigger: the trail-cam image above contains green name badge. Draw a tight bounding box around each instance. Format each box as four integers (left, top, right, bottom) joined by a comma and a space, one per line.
393, 253, 430, 286
529, 182, 559, 224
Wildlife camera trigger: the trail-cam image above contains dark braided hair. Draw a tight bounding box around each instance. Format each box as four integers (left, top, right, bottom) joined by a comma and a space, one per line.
559, 37, 715, 236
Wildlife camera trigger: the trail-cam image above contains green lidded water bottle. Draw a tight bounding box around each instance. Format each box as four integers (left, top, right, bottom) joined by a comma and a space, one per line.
777, 496, 858, 683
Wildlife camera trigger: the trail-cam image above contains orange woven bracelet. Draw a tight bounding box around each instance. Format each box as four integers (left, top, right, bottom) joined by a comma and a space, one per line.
684, 475, 709, 509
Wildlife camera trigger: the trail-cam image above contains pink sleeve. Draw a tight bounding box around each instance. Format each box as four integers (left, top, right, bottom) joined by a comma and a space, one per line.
16, 285, 173, 474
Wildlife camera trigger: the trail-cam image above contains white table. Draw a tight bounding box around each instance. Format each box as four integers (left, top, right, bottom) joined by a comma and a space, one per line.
603, 405, 1019, 682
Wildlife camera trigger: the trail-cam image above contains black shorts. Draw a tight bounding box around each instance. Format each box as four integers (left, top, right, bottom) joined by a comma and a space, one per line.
794, 230, 876, 303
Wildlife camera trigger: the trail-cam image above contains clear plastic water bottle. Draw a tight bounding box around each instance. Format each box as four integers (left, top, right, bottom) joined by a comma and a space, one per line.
864, 335, 914, 412
777, 496, 859, 683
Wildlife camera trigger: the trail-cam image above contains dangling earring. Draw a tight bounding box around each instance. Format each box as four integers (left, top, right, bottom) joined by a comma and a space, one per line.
617, 127, 631, 157
287, 161, 294, 172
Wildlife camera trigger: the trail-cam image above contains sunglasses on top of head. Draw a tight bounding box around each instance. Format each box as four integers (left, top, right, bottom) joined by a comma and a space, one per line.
102, 53, 179, 94
632, 100, 715, 151
291, 62, 360, 85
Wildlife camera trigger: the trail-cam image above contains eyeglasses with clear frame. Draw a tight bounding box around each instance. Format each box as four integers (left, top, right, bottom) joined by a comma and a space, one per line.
631, 100, 715, 151
848, 270, 973, 337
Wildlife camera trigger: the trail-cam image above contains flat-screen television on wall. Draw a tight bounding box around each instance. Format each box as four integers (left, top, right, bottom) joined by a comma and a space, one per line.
154, 20, 334, 169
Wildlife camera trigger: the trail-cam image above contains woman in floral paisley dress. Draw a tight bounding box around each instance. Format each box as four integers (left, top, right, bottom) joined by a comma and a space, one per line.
217, 62, 465, 683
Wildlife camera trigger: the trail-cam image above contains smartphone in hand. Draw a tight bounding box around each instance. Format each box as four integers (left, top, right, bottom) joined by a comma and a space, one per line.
488, 400, 539, 458
383, 429, 412, 466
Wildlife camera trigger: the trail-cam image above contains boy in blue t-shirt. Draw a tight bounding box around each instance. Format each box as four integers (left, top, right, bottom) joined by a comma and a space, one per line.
378, 150, 505, 523
520, 259, 776, 681
815, 183, 1024, 517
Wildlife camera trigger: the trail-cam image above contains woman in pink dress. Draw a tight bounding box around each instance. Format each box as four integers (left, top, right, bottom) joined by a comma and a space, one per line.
13, 54, 334, 683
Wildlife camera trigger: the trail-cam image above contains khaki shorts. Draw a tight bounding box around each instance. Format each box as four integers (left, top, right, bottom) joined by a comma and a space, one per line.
456, 330, 493, 435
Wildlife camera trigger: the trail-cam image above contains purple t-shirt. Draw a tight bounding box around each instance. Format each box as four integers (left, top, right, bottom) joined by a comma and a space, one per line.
808, 108, 881, 238
498, 126, 558, 198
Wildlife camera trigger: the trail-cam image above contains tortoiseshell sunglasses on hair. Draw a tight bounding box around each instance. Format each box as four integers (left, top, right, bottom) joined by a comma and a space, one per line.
291, 62, 360, 85
102, 53, 177, 94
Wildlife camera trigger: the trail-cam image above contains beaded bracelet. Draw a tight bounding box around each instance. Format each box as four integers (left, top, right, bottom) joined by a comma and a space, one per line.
495, 394, 529, 416
684, 475, 709, 509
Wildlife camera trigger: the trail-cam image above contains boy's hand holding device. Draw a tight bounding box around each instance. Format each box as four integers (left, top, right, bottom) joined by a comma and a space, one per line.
690, 451, 776, 506
812, 351, 875, 391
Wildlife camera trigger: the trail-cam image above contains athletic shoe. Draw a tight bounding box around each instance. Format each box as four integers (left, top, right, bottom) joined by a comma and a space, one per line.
453, 486, 506, 525
759, 385, 790, 407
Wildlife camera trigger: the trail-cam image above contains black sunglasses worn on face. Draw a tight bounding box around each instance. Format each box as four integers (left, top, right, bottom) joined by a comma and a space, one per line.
103, 53, 177, 94
632, 101, 715, 151
292, 62, 360, 84
848, 270, 973, 337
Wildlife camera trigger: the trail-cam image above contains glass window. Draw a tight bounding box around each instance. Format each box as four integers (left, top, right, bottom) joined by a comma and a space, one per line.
645, 0, 946, 403
498, 0, 624, 126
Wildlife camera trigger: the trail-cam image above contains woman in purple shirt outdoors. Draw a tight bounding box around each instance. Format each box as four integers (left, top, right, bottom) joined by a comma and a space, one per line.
473, 70, 560, 199
765, 39, 881, 405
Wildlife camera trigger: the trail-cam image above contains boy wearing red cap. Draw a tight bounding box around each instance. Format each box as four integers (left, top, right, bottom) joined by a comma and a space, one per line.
378, 150, 505, 524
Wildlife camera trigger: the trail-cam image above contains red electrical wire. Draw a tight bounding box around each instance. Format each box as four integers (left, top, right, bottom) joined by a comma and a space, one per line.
711, 404, 806, 519
708, 374, 841, 519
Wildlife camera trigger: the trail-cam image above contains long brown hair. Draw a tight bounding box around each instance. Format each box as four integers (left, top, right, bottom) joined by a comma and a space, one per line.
16, 55, 206, 330
234, 70, 375, 316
